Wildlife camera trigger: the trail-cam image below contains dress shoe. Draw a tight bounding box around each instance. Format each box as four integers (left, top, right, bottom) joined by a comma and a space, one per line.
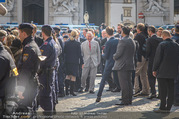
133, 92, 149, 97
96, 97, 101, 102
85, 89, 89, 92
78, 88, 84, 93
115, 102, 131, 106
58, 93, 65, 97
106, 88, 114, 91
153, 109, 170, 113
111, 88, 121, 92
89, 91, 95, 94
147, 94, 156, 99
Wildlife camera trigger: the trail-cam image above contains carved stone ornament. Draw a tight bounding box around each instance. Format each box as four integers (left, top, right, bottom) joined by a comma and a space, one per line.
52, 0, 76, 14
144, 0, 166, 13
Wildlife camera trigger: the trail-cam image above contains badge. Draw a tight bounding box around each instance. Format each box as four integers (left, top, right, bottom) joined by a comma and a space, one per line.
13, 68, 19, 76
40, 50, 44, 53
23, 54, 29, 62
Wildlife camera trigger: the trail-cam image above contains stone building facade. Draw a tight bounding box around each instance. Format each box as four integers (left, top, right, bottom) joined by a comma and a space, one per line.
0, 0, 176, 27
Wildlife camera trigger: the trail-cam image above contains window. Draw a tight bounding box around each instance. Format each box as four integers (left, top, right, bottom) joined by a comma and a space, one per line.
124, 0, 132, 3
123, 7, 132, 17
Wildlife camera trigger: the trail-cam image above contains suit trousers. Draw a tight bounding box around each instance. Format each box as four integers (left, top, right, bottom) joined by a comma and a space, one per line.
81, 60, 97, 91
97, 64, 114, 97
147, 61, 156, 95
118, 70, 133, 104
134, 56, 149, 94
158, 78, 174, 110
175, 73, 179, 103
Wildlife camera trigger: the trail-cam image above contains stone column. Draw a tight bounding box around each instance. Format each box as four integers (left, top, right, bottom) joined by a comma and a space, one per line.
79, 0, 84, 24
44, 0, 49, 24
17, 0, 22, 24
170, 0, 174, 24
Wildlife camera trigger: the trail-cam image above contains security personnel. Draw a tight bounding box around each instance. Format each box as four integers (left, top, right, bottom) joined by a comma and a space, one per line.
0, 41, 17, 117
17, 23, 41, 110
38, 25, 57, 113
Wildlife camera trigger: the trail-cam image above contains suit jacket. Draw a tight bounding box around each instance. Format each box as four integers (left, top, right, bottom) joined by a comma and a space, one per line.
113, 36, 136, 71
146, 34, 163, 63
172, 33, 179, 44
81, 40, 101, 67
153, 38, 179, 79
103, 37, 118, 70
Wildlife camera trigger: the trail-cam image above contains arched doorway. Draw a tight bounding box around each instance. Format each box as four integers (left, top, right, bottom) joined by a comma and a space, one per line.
84, 0, 105, 26
23, 0, 44, 25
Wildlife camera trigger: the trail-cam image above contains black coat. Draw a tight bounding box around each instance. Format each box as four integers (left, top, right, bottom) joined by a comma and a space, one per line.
146, 35, 163, 63
64, 40, 83, 64
153, 38, 179, 78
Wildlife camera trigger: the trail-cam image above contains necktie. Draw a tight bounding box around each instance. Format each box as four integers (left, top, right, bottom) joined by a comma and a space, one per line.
89, 41, 91, 51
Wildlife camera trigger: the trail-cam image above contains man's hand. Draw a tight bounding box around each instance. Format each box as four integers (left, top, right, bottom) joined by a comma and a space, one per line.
82, 64, 84, 69
153, 71, 157, 77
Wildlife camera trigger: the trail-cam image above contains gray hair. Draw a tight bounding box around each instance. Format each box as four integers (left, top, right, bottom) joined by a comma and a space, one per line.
86, 31, 94, 37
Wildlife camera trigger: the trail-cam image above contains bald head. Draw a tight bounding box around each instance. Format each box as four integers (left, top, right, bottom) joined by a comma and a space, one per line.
161, 30, 171, 40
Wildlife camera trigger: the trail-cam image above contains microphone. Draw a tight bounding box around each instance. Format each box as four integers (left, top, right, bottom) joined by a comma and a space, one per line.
0, 3, 7, 16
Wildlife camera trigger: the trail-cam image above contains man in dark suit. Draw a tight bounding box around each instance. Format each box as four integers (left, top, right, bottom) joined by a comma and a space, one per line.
113, 27, 136, 105
96, 26, 119, 102
153, 30, 179, 112
146, 25, 162, 99
172, 25, 179, 106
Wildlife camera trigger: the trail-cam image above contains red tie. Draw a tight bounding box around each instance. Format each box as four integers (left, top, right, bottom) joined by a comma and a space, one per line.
89, 41, 91, 51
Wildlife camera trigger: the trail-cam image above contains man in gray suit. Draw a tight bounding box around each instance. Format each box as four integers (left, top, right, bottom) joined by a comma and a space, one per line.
113, 26, 136, 105
80, 31, 101, 93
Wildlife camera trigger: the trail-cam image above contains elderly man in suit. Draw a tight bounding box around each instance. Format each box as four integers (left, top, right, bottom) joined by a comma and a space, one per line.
80, 31, 101, 94
113, 26, 136, 105
96, 26, 119, 102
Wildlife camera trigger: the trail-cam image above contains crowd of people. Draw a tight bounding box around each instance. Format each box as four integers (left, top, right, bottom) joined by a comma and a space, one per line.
1, 21, 179, 117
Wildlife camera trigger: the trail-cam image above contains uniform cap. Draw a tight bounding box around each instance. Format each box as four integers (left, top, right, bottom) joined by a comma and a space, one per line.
63, 35, 68, 38
18, 23, 33, 30
42, 25, 52, 31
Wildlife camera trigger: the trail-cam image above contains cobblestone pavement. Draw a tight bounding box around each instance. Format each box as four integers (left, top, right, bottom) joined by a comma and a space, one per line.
38, 76, 179, 119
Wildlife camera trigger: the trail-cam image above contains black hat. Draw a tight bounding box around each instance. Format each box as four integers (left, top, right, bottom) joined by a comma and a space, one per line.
63, 35, 68, 38
53, 27, 61, 31
68, 30, 72, 33
11, 38, 22, 49
18, 23, 33, 30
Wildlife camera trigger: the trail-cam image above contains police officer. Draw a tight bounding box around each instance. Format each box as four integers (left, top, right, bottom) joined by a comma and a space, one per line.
38, 25, 57, 113
0, 32, 17, 117
17, 23, 41, 110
